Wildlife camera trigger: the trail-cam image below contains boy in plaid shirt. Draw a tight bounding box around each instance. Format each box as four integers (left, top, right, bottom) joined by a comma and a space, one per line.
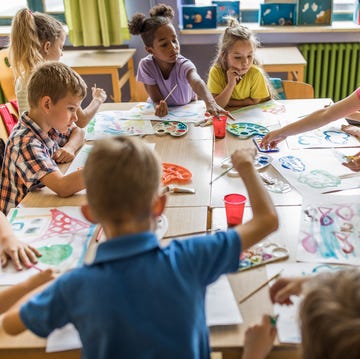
0, 62, 86, 214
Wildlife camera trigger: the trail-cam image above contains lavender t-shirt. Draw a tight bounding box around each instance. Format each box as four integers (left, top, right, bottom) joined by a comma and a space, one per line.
137, 54, 196, 106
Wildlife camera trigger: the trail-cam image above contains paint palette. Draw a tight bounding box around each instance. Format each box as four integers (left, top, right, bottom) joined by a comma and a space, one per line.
221, 154, 273, 177
155, 214, 168, 239
162, 163, 192, 185
153, 121, 188, 137
226, 122, 269, 139
239, 242, 289, 272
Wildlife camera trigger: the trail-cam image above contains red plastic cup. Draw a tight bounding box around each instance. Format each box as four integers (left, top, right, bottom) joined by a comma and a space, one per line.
212, 115, 227, 139
224, 193, 247, 227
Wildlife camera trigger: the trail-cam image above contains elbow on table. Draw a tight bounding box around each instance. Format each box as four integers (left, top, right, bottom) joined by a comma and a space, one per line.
263, 210, 279, 235
2, 313, 24, 336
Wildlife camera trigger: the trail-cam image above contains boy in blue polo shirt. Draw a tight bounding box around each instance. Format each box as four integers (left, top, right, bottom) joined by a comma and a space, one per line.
3, 136, 278, 359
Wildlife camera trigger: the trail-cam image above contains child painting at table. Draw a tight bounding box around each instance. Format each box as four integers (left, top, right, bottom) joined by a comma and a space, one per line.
9, 9, 106, 134
0, 62, 86, 215
260, 87, 360, 172
128, 4, 230, 118
245, 268, 360, 359
207, 20, 273, 109
2, 136, 278, 358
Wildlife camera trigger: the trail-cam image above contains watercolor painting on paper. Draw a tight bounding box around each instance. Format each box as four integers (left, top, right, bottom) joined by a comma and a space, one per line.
85, 111, 154, 140
271, 149, 360, 195
296, 195, 360, 265
1, 207, 96, 285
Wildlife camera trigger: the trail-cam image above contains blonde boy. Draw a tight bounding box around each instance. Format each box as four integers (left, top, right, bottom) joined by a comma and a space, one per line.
0, 62, 86, 214
3, 137, 278, 359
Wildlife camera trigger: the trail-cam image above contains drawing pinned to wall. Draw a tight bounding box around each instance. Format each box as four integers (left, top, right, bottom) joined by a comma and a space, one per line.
2, 207, 96, 285
272, 149, 360, 195
285, 123, 360, 149
85, 111, 154, 140
110, 101, 207, 123
266, 261, 344, 344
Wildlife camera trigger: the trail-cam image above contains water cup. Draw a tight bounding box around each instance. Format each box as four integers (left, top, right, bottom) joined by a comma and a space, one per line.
212, 115, 227, 139
224, 193, 247, 227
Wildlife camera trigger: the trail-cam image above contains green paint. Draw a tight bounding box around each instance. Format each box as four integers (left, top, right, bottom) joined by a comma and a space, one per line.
9, 209, 18, 224
38, 244, 73, 265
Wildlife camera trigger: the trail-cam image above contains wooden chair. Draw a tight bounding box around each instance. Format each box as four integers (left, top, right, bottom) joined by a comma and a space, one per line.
282, 80, 314, 99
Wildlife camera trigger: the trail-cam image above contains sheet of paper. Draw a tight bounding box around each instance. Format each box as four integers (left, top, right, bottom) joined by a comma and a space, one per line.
2, 207, 96, 285
46, 324, 82, 352
296, 194, 360, 265
266, 261, 345, 344
205, 275, 243, 326
111, 101, 207, 123
271, 148, 360, 195
85, 111, 154, 140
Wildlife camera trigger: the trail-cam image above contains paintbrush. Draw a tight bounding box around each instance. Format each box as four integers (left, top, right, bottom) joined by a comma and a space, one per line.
162, 228, 220, 240
163, 84, 178, 102
209, 166, 234, 184
238, 270, 283, 304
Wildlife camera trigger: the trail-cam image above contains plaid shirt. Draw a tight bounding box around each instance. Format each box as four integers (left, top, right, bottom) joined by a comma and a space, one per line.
0, 113, 71, 214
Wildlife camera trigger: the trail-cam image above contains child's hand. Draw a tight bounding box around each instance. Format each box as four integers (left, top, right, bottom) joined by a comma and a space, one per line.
1, 235, 41, 271
53, 147, 75, 164
341, 124, 360, 140
226, 67, 242, 86
155, 100, 168, 117
231, 148, 257, 176
269, 277, 307, 305
242, 315, 277, 359
260, 130, 287, 149
205, 101, 236, 121
91, 85, 107, 104
342, 151, 360, 172
27, 268, 58, 289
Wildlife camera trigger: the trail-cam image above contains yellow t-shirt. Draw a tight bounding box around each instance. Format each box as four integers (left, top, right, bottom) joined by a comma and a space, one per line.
207, 64, 269, 100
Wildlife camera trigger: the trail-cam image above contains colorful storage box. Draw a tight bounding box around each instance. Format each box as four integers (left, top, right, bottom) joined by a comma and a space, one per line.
211, 1, 240, 26
181, 5, 217, 29
259, 3, 296, 26
297, 0, 332, 25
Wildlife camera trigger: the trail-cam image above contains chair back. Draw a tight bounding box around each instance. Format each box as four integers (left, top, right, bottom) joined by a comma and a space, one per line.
282, 80, 314, 99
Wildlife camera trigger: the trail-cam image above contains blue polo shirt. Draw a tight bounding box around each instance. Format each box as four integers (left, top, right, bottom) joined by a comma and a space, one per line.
20, 230, 241, 359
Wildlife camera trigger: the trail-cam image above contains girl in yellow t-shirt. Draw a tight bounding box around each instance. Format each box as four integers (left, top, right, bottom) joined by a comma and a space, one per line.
207, 19, 273, 109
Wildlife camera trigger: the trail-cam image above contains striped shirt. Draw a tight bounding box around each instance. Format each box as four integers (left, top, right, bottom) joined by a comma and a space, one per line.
0, 113, 71, 214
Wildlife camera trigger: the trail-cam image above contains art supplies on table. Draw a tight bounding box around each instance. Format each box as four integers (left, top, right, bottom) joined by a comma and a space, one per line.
220, 154, 273, 178
85, 111, 154, 140
259, 173, 292, 193
3, 207, 96, 285
296, 194, 360, 266
239, 242, 289, 271
162, 163, 192, 185
153, 121, 188, 137
226, 122, 270, 139
253, 134, 280, 152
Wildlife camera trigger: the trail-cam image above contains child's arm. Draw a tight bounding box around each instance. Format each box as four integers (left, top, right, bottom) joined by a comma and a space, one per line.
269, 277, 309, 305
0, 212, 41, 271
144, 84, 169, 117
243, 314, 277, 359
261, 90, 360, 149
53, 126, 85, 164
0, 269, 55, 314
186, 69, 229, 117
75, 85, 107, 128
231, 148, 278, 250
40, 169, 84, 198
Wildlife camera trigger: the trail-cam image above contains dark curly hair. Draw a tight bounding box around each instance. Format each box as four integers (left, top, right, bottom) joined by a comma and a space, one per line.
128, 4, 174, 47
